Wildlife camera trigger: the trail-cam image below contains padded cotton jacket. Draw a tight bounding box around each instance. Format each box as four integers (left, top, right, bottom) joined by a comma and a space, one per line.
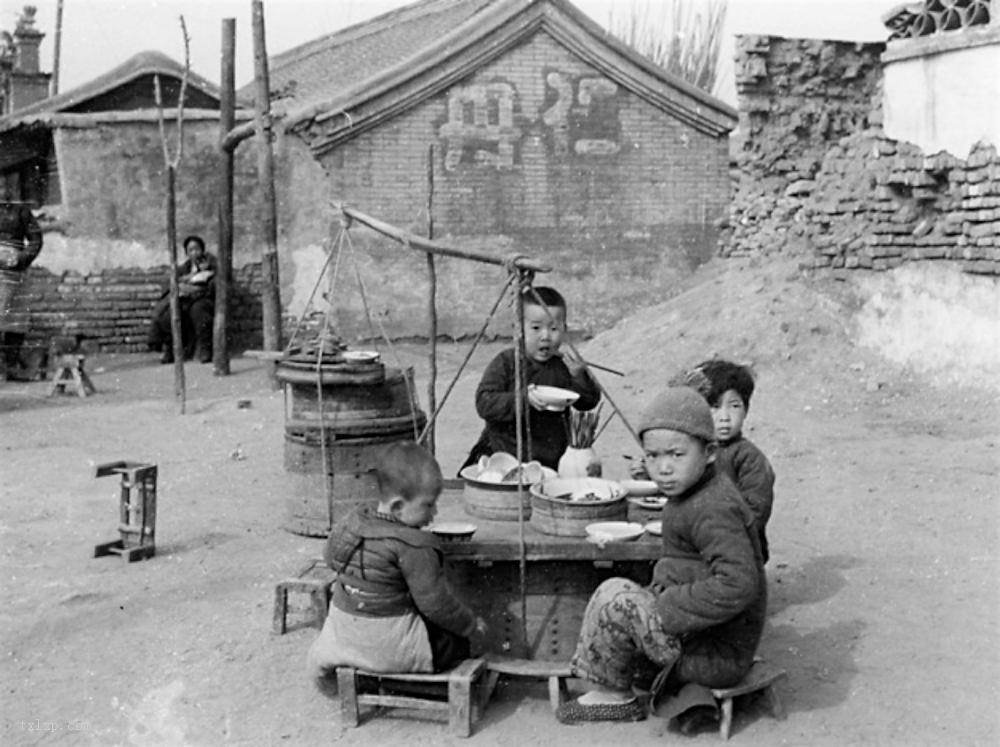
651, 465, 767, 688
325, 507, 477, 639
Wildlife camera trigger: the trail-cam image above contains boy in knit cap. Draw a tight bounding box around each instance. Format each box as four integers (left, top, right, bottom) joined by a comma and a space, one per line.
556, 387, 766, 729
632, 360, 776, 563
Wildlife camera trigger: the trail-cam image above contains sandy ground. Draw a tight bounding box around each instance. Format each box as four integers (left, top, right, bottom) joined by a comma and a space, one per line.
1, 257, 998, 747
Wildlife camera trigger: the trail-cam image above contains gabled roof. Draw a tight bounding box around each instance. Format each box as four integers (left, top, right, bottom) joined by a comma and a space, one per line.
263, 0, 737, 155
1, 50, 222, 122
252, 0, 495, 108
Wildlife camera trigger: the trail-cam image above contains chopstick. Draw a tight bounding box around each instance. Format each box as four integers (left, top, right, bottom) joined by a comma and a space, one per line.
553, 351, 624, 377
585, 360, 625, 377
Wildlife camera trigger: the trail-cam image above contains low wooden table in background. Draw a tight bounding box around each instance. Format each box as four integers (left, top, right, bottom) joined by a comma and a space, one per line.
436, 486, 662, 662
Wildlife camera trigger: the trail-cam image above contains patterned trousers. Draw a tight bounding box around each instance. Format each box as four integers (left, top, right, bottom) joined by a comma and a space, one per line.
570, 577, 682, 691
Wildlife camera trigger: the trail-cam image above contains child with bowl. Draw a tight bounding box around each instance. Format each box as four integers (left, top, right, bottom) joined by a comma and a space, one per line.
461, 286, 601, 471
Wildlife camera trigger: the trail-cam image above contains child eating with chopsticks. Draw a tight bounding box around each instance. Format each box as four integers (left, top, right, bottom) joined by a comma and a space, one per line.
461, 286, 602, 471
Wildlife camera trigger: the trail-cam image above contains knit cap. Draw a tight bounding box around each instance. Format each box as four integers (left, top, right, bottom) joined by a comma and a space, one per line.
637, 386, 716, 442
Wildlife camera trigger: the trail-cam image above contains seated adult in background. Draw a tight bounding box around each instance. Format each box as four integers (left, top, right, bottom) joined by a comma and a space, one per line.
147, 235, 217, 364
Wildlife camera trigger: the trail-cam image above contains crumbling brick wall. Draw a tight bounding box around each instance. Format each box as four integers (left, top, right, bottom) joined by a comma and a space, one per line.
6, 264, 263, 354
722, 35, 1000, 277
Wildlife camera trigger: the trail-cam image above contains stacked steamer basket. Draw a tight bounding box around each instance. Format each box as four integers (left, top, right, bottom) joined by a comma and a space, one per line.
279, 347, 426, 537
460, 454, 552, 521
529, 477, 627, 537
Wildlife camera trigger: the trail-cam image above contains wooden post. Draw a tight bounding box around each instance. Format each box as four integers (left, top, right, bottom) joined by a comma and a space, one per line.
214, 17, 236, 376
425, 145, 437, 455
166, 165, 186, 412
252, 0, 281, 387
51, 0, 64, 96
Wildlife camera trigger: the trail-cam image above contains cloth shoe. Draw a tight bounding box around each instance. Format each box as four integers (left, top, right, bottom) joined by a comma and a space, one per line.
555, 697, 647, 724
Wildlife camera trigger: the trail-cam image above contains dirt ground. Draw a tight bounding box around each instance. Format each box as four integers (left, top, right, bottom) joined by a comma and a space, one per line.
1, 256, 997, 747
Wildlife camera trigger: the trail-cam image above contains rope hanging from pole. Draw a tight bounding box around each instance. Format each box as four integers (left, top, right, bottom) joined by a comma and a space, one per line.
294, 203, 557, 656
507, 255, 532, 654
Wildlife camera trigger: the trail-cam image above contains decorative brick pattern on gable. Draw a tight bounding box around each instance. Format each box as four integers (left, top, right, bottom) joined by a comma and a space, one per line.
316, 31, 730, 338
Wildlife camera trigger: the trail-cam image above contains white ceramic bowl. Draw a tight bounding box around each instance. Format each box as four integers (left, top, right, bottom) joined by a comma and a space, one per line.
428, 522, 477, 542
535, 477, 624, 503
585, 521, 645, 544
462, 459, 555, 486
629, 495, 667, 509
530, 385, 580, 411
621, 479, 660, 497
342, 350, 380, 363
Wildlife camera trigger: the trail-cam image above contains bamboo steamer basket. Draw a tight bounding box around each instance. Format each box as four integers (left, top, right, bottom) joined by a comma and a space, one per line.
460, 465, 555, 521
529, 477, 627, 537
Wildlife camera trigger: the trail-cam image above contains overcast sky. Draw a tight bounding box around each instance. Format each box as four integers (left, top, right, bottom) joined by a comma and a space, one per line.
12, 0, 901, 105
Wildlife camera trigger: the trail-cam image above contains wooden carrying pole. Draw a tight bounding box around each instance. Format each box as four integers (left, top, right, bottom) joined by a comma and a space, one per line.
252, 0, 282, 385
425, 146, 437, 455
336, 204, 551, 275
214, 17, 236, 376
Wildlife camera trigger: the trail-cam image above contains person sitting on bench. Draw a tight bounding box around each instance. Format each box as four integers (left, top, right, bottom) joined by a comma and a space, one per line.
555, 387, 766, 733
147, 234, 216, 364
306, 442, 487, 691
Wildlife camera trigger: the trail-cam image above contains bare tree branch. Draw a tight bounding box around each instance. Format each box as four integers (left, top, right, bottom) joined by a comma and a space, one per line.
609, 0, 728, 95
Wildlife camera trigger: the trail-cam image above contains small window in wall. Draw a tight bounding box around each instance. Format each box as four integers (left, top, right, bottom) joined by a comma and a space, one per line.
0, 130, 57, 207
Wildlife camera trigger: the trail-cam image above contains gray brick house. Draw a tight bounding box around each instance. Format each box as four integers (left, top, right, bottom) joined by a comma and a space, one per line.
255, 0, 737, 339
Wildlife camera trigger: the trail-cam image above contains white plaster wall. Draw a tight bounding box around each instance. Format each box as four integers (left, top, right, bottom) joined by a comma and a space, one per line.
855, 264, 1000, 391
883, 37, 1000, 158
34, 234, 258, 274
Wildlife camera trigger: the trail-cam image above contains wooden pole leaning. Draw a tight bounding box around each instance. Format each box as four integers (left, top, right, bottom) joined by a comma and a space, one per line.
335, 204, 551, 276
252, 0, 282, 387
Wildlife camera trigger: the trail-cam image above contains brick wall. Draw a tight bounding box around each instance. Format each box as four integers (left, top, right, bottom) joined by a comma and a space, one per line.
4, 263, 263, 353
722, 35, 1000, 277
313, 30, 730, 338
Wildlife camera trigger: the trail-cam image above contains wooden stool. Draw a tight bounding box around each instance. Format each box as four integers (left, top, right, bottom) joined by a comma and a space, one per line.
710, 660, 787, 740
93, 461, 157, 562
337, 658, 488, 737
49, 354, 95, 397
482, 655, 572, 711
272, 559, 335, 634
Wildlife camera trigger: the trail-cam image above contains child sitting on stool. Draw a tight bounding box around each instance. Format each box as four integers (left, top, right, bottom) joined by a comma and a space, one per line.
461, 286, 601, 472
557, 387, 766, 730
307, 442, 486, 686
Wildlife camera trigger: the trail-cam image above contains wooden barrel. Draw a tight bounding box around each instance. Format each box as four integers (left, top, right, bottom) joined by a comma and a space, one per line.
279, 361, 427, 537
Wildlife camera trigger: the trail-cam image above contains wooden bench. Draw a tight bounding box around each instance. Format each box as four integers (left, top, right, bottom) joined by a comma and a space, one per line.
482, 655, 573, 711
710, 660, 787, 740
337, 658, 489, 738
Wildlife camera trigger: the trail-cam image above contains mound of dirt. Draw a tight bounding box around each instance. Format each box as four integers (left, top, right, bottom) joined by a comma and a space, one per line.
585, 255, 880, 394
580, 255, 995, 464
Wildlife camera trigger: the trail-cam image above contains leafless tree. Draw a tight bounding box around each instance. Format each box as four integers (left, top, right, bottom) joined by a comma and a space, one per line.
154, 17, 190, 413
609, 0, 728, 95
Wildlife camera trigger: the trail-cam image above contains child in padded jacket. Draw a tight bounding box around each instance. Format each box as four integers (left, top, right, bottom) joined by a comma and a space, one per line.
556, 387, 766, 727
462, 286, 601, 471
631, 359, 776, 563
307, 442, 486, 683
